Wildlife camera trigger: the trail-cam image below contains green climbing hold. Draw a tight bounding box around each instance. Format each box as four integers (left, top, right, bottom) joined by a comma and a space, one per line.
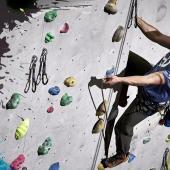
44, 10, 57, 22
6, 93, 21, 109
38, 137, 52, 155
165, 134, 170, 142
45, 32, 54, 43
60, 93, 73, 106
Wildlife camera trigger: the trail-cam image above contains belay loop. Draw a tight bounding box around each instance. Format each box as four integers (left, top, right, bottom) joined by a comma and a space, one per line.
24, 55, 38, 93
36, 48, 49, 85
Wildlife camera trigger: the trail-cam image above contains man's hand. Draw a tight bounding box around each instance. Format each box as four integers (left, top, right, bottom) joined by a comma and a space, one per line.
103, 75, 121, 86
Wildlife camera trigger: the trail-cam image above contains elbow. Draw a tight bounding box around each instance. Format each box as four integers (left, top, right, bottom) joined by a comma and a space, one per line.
145, 73, 165, 85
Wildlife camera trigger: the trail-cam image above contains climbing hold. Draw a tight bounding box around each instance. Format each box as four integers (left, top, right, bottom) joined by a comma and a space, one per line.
15, 118, 29, 140
159, 118, 165, 125
97, 163, 105, 170
38, 137, 52, 155
128, 153, 136, 163
143, 137, 151, 144
105, 66, 115, 77
64, 76, 77, 87
44, 10, 57, 22
48, 86, 60, 96
112, 26, 125, 42
60, 23, 69, 33
60, 93, 73, 106
92, 118, 104, 134
96, 100, 109, 116
0, 159, 11, 170
165, 134, 170, 143
49, 162, 60, 170
10, 154, 25, 170
22, 167, 27, 170
6, 93, 21, 109
19, 8, 25, 13
47, 106, 54, 113
104, 0, 118, 15
45, 32, 54, 43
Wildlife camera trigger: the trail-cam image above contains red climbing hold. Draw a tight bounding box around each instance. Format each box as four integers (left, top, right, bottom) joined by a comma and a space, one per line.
10, 154, 25, 170
47, 106, 54, 113
60, 23, 69, 33
159, 119, 165, 125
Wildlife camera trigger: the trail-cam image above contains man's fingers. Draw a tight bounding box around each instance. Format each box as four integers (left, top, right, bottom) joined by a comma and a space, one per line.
103, 77, 112, 84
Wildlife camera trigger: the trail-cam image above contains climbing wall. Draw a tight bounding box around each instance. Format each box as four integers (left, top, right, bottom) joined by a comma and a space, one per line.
0, 0, 170, 170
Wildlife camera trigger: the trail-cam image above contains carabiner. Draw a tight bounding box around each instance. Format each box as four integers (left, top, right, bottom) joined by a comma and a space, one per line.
42, 73, 49, 85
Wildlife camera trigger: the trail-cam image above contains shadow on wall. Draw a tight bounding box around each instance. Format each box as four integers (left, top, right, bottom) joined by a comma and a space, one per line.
0, 0, 67, 69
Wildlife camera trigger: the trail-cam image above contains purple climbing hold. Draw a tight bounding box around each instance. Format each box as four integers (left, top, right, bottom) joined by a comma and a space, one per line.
128, 153, 136, 163
49, 162, 59, 170
48, 86, 60, 96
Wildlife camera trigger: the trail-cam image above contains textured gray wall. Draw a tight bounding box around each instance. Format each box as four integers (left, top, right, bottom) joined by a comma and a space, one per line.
0, 0, 170, 170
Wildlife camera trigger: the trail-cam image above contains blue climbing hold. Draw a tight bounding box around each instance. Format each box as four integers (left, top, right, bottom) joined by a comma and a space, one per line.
128, 153, 136, 163
105, 66, 115, 77
48, 86, 60, 96
0, 159, 11, 170
49, 162, 59, 170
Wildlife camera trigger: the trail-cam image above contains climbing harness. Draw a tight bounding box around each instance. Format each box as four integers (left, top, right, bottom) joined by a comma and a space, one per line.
89, 0, 138, 169
128, 0, 138, 28
36, 48, 49, 85
24, 55, 38, 93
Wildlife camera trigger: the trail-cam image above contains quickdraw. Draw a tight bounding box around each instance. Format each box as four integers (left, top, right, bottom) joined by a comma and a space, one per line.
24, 55, 38, 93
36, 48, 49, 85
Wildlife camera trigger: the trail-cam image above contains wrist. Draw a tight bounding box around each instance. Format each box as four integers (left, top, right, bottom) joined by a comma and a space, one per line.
117, 77, 123, 84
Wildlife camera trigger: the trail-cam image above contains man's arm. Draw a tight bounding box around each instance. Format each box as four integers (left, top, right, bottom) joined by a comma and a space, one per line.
137, 17, 170, 49
104, 72, 165, 86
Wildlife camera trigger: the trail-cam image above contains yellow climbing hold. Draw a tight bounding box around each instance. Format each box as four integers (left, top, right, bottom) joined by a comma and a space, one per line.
19, 8, 25, 13
166, 134, 170, 143
64, 76, 77, 87
15, 118, 29, 140
92, 118, 104, 134
96, 100, 109, 116
97, 163, 105, 170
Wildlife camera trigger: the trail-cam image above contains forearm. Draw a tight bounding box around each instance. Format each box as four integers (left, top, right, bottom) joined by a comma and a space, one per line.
137, 17, 161, 42
118, 72, 165, 86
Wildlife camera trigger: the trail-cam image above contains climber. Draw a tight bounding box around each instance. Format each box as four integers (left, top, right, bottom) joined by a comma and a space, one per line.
102, 16, 170, 168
